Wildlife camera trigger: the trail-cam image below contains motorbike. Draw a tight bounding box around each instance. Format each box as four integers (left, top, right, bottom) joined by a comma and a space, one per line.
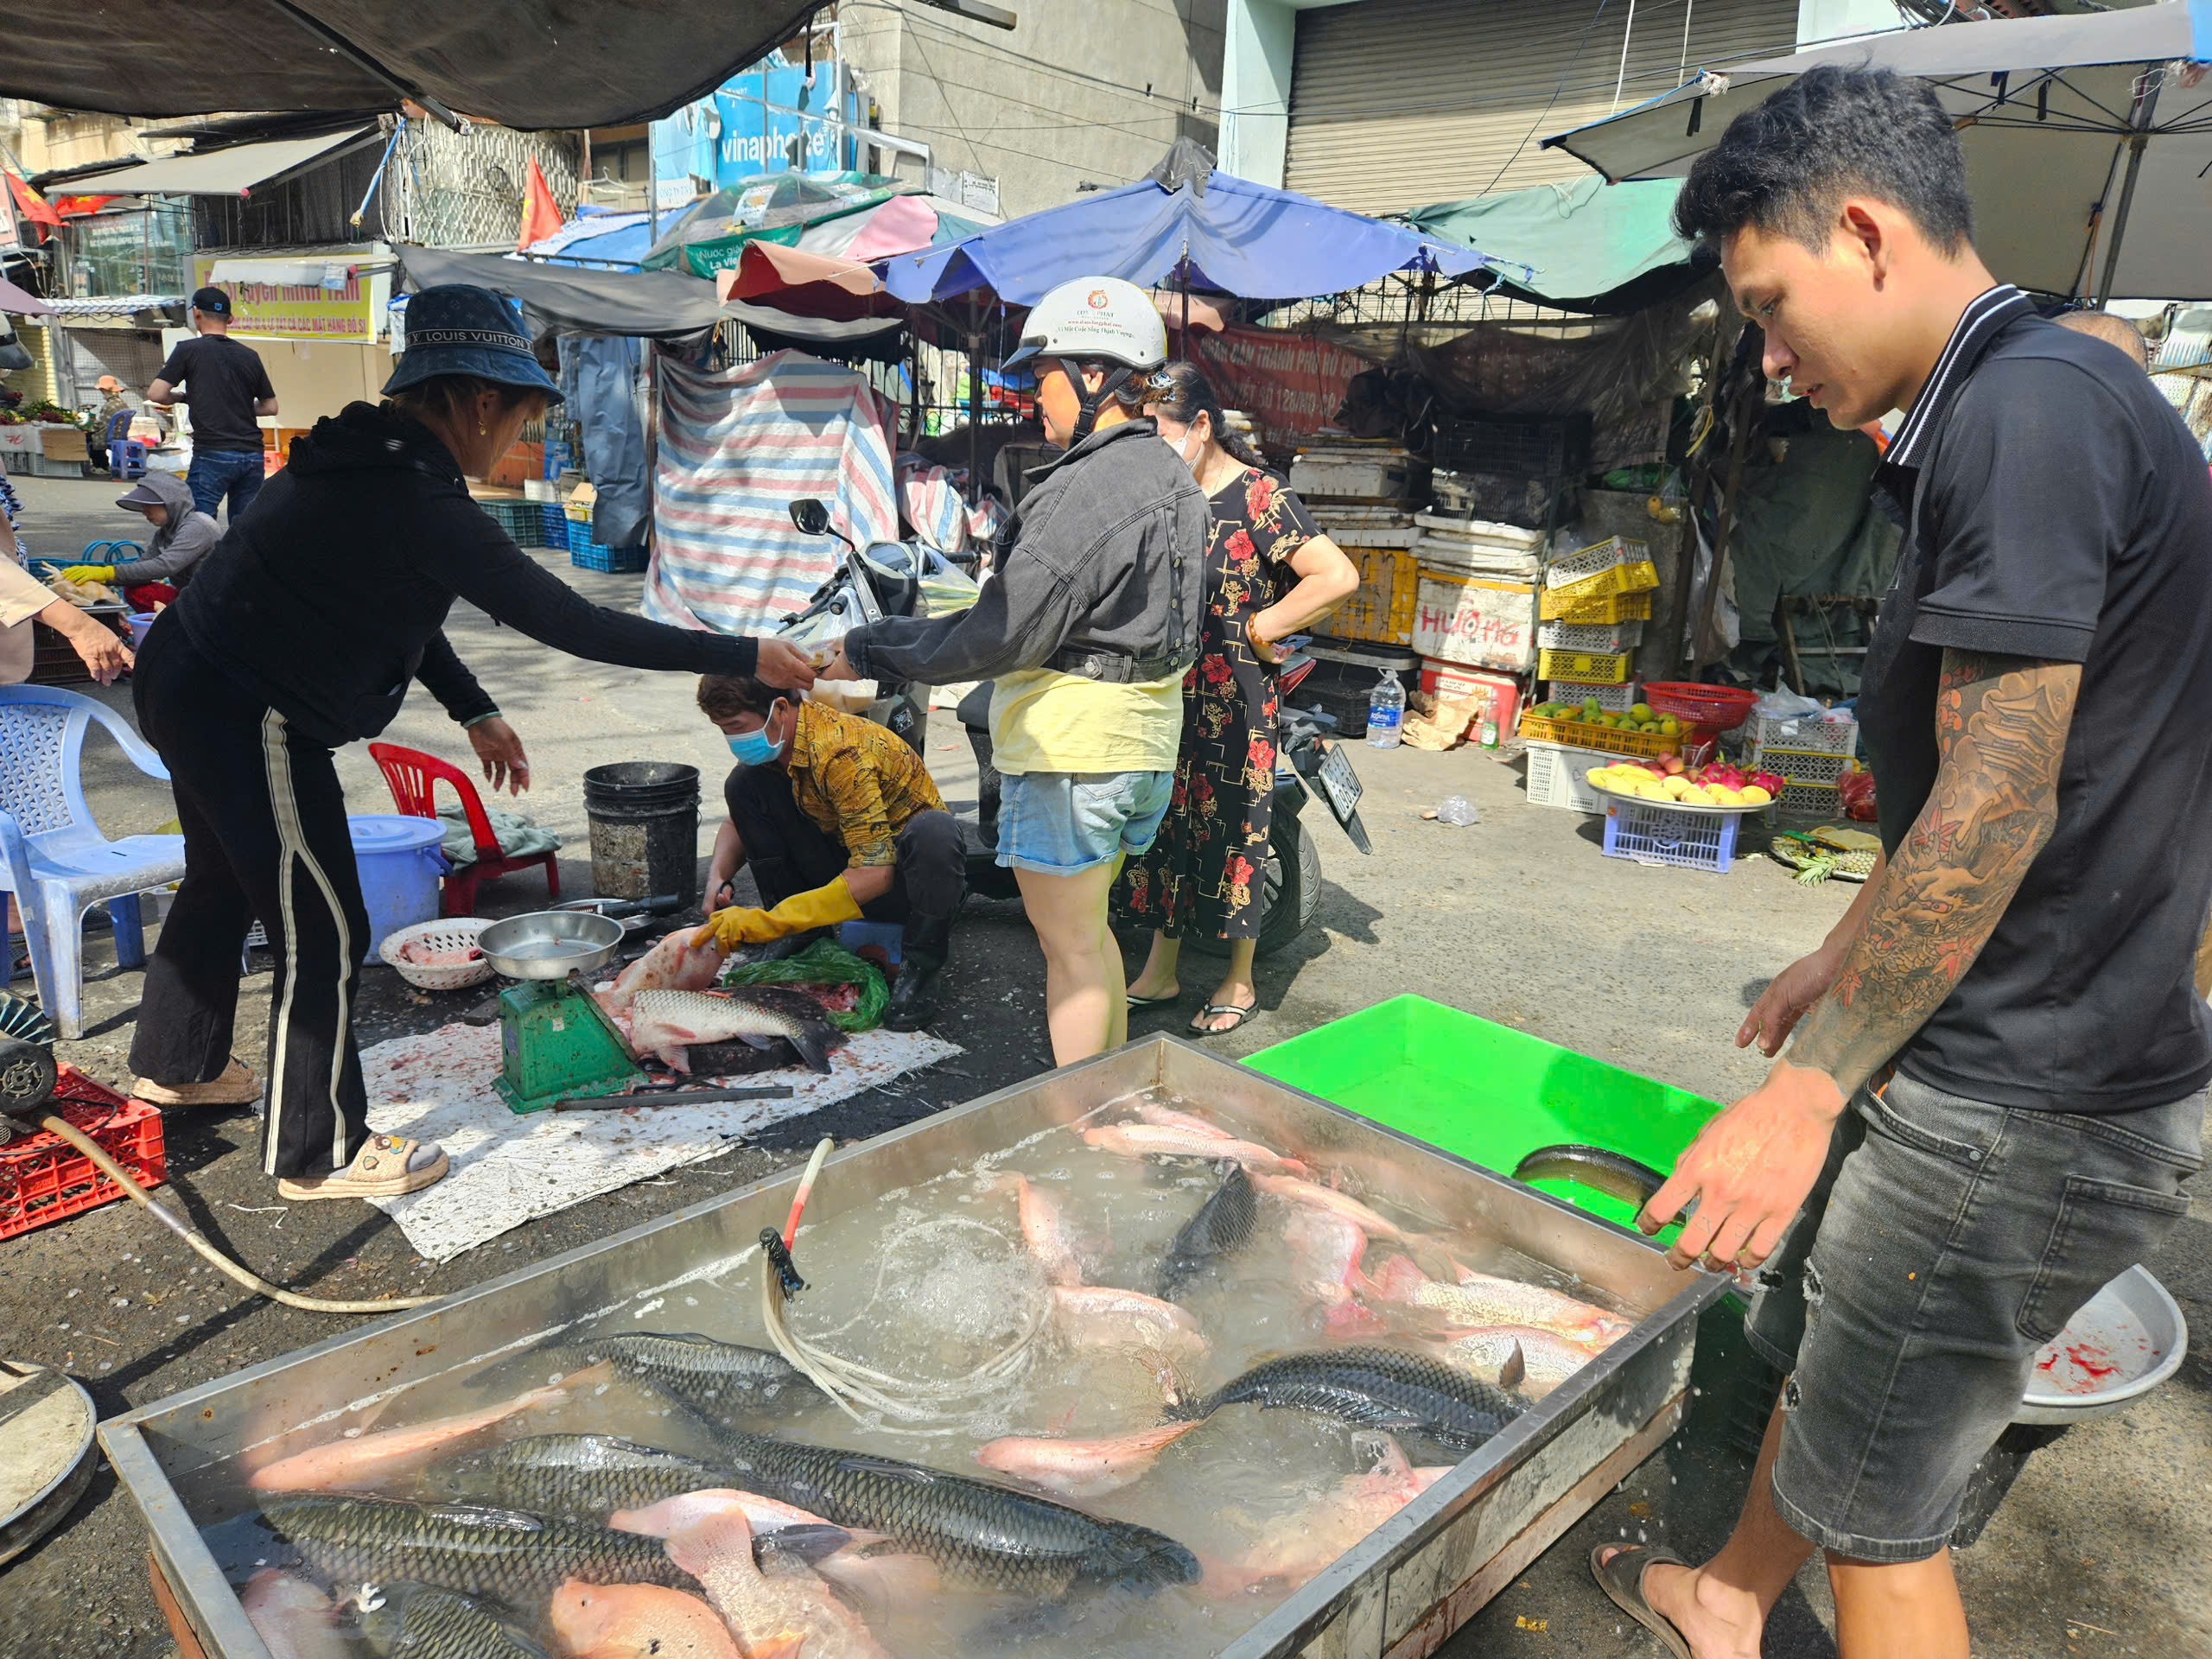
777, 499, 1372, 951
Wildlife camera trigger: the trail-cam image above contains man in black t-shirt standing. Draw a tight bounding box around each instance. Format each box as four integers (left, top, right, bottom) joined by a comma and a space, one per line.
149, 286, 277, 524
1588, 67, 2209, 1659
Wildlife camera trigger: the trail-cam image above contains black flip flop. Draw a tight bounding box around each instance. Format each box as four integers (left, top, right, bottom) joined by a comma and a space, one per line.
1126, 990, 1179, 1009
1589, 1544, 1694, 1659
1188, 1002, 1255, 1037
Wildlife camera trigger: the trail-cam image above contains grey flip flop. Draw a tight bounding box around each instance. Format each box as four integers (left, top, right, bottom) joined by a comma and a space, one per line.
1188, 1002, 1255, 1036
1589, 1544, 1694, 1659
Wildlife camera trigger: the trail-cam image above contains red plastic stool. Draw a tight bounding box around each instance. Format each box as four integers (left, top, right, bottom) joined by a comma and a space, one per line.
367, 742, 559, 916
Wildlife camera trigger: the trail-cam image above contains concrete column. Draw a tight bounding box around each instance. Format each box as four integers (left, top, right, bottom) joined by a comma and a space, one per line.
1796, 0, 1903, 47
1221, 0, 1295, 188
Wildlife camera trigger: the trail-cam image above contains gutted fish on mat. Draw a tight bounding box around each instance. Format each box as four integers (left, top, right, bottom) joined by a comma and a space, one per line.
248, 1381, 581, 1493
629, 988, 839, 1075
601, 931, 729, 1013
703, 1427, 1201, 1597
547, 1580, 741, 1659
973, 1421, 1204, 1499
258, 1493, 694, 1607
1149, 1164, 1256, 1302
1080, 1123, 1307, 1176
353, 1580, 548, 1658
1165, 1345, 1522, 1457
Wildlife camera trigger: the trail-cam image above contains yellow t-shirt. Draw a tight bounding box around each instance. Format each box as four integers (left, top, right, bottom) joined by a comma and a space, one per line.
988, 668, 1184, 776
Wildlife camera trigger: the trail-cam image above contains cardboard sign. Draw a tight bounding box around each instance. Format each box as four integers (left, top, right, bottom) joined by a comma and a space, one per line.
1413, 572, 1535, 671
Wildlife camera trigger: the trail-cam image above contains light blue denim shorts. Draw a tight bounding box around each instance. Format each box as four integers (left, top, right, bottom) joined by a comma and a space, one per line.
996, 769, 1173, 874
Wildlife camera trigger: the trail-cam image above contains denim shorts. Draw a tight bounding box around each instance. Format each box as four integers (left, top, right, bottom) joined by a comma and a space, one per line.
996, 769, 1173, 875
1745, 1070, 2202, 1561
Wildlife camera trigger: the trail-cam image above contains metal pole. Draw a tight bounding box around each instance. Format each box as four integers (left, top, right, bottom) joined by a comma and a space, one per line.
2095, 74, 2161, 306
1611, 0, 1639, 114
647, 120, 660, 243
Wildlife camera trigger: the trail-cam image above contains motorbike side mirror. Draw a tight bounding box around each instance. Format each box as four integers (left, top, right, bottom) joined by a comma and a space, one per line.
789, 499, 833, 537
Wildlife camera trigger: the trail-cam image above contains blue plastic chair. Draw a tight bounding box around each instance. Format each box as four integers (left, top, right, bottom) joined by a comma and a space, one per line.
0, 686, 187, 1039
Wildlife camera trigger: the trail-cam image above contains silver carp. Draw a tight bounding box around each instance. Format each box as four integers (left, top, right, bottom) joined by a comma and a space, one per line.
628, 988, 838, 1075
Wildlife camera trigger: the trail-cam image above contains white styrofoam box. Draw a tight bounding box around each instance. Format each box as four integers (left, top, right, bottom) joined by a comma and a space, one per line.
1412, 571, 1536, 671
1315, 524, 1421, 549
1290, 453, 1408, 499
1412, 512, 1544, 550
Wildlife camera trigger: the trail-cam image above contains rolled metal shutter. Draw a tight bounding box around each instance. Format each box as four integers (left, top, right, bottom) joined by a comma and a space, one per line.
1285, 0, 1797, 216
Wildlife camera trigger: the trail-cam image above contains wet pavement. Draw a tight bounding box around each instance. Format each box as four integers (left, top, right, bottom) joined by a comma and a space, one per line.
0, 472, 2205, 1657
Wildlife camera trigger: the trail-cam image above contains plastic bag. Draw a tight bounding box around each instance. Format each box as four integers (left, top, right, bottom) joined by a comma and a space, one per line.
1433, 796, 1479, 826
719, 938, 888, 1033
1751, 682, 1824, 721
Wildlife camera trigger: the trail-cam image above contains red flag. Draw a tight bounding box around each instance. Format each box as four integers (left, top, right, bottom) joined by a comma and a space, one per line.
50, 194, 117, 219
516, 159, 563, 251
5, 171, 61, 233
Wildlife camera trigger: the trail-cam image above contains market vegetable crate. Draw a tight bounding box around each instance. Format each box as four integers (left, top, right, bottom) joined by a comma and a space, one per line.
1543, 678, 1637, 714
1538, 618, 1643, 653
1523, 741, 1616, 813
1543, 535, 1657, 597
566, 518, 649, 574
1775, 778, 1841, 822
1245, 994, 1718, 1233
1758, 750, 1855, 789
1517, 708, 1684, 759
1540, 588, 1654, 624
1330, 544, 1419, 645
1538, 646, 1633, 684
1748, 712, 1858, 760
1603, 799, 1745, 874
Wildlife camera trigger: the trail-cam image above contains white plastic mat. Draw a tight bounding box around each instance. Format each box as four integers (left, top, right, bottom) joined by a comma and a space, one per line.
359, 1022, 963, 1262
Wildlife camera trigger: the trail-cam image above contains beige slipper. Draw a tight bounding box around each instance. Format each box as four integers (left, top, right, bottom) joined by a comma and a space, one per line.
132, 1057, 263, 1108
277, 1135, 448, 1202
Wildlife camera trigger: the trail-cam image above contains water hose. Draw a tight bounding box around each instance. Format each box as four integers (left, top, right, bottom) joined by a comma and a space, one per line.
760, 1137, 1048, 1433
35, 1113, 436, 1315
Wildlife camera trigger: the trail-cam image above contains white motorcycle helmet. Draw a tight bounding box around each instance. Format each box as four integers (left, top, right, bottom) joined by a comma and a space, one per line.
1004, 276, 1169, 442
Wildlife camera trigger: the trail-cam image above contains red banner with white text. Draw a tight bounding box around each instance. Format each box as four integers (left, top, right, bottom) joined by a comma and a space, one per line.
1189, 323, 1369, 457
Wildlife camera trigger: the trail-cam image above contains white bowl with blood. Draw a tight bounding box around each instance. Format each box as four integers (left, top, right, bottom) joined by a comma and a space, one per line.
2016, 1264, 2188, 1426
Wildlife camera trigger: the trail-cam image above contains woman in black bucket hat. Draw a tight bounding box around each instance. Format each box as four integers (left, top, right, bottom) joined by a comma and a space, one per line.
124, 284, 817, 1203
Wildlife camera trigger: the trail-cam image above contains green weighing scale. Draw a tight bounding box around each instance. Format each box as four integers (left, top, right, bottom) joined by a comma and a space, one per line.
476, 912, 645, 1113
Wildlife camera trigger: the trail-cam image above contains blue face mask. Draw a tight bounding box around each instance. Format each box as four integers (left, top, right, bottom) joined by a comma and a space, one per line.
726, 704, 786, 766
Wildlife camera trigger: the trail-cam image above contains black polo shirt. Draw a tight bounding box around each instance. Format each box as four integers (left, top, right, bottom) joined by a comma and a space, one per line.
1856, 283, 2212, 1116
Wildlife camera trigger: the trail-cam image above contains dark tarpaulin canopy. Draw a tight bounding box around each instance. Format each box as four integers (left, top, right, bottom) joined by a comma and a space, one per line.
0, 0, 820, 129
394, 245, 907, 349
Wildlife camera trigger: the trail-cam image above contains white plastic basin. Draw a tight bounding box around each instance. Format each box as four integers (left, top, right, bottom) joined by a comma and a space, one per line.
2017, 1264, 2188, 1426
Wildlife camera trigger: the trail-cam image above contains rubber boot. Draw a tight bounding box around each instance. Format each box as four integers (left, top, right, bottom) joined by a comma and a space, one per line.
884, 916, 950, 1032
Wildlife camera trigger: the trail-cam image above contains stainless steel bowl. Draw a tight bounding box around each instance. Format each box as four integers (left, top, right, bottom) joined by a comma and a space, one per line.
475, 910, 626, 981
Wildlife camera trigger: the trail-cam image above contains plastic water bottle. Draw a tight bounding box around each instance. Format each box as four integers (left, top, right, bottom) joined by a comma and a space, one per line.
1366, 668, 1405, 748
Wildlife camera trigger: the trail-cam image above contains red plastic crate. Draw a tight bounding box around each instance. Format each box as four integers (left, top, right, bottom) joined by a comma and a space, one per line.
0, 1065, 165, 1240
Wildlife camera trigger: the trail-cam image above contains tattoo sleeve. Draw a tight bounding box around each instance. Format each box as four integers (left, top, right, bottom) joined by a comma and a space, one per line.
1788, 650, 2081, 1096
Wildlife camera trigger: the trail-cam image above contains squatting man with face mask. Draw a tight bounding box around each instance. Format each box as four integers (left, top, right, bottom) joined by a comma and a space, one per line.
693, 673, 967, 1032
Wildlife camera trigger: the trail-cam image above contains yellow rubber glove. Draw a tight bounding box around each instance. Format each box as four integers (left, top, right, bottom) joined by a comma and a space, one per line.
691, 878, 862, 950
60, 563, 115, 584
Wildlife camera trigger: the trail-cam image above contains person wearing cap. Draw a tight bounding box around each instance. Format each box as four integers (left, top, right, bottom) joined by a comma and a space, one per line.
817, 276, 1209, 1063
59, 470, 220, 603
125, 283, 817, 1204
147, 285, 278, 524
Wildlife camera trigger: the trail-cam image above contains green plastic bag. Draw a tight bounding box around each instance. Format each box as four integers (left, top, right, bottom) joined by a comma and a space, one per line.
719, 938, 888, 1033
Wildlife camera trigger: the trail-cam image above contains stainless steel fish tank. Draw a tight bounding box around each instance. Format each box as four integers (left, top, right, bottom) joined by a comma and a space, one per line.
101, 1036, 1728, 1658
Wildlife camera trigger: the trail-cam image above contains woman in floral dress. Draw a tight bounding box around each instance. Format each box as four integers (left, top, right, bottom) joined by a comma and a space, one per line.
1118, 363, 1358, 1034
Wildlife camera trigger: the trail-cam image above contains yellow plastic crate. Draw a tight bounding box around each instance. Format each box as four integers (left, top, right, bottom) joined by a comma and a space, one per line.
1538, 647, 1632, 684
1329, 545, 1419, 645
1518, 709, 1698, 760
1547, 557, 1660, 602
1540, 588, 1655, 623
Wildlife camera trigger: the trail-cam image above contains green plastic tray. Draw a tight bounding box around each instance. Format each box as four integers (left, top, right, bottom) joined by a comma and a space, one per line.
1245, 994, 1719, 1232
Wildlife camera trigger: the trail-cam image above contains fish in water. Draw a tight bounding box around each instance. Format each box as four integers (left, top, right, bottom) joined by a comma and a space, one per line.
427, 1434, 739, 1521
1434, 1325, 1595, 1399
1403, 1266, 1631, 1350
973, 1421, 1204, 1499
521, 1332, 823, 1422
1510, 1143, 1670, 1211
1130, 1102, 1236, 1141
1049, 1284, 1209, 1363
1080, 1122, 1308, 1177
352, 1580, 550, 1658
259, 1493, 695, 1607
238, 1570, 347, 1659
628, 988, 839, 1075
1164, 1345, 1522, 1458
1200, 1436, 1450, 1599
1148, 1164, 1256, 1302
1248, 1173, 1425, 1247
702, 1427, 1201, 1598
1003, 1173, 1083, 1287
611, 1493, 931, 1624
609, 1487, 850, 1541
601, 931, 728, 1014
546, 1580, 741, 1659
667, 1510, 891, 1659
247, 1381, 582, 1493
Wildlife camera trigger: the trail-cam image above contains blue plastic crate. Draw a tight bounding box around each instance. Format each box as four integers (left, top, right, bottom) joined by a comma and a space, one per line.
1601, 799, 1743, 874
540, 505, 569, 548
565, 517, 648, 574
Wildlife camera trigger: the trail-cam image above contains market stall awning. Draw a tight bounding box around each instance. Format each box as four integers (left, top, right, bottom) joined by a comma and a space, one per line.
41, 296, 185, 319
0, 1, 823, 129
0, 276, 51, 316
1542, 5, 2212, 301
1408, 177, 1710, 315
71, 129, 379, 197
878, 160, 1498, 306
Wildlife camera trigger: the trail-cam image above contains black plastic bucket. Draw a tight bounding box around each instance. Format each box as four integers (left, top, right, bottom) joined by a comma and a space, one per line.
582, 761, 701, 906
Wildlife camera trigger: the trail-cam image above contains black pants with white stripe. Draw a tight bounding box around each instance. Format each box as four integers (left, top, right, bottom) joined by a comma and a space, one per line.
130, 623, 370, 1179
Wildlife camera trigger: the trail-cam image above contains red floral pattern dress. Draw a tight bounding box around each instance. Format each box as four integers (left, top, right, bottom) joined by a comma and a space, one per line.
1116, 466, 1318, 940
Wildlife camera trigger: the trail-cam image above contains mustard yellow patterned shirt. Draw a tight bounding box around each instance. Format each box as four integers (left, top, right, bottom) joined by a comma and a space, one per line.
786, 699, 946, 868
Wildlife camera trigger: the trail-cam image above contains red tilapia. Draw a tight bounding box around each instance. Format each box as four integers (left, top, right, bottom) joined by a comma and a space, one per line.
246, 1378, 582, 1492
547, 1579, 741, 1658
1080, 1123, 1307, 1176
609, 1487, 847, 1540
601, 931, 729, 1013
239, 1571, 347, 1659
1201, 1436, 1449, 1599
1003, 1173, 1083, 1287
1131, 1102, 1237, 1141
666, 1510, 891, 1659
974, 1421, 1203, 1498
1049, 1284, 1210, 1362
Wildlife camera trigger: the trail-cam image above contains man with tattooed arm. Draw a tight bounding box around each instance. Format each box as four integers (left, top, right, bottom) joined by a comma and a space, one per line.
1590, 67, 2211, 1659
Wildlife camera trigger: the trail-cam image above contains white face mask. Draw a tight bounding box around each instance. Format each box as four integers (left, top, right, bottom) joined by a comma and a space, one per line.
1171, 423, 1206, 471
